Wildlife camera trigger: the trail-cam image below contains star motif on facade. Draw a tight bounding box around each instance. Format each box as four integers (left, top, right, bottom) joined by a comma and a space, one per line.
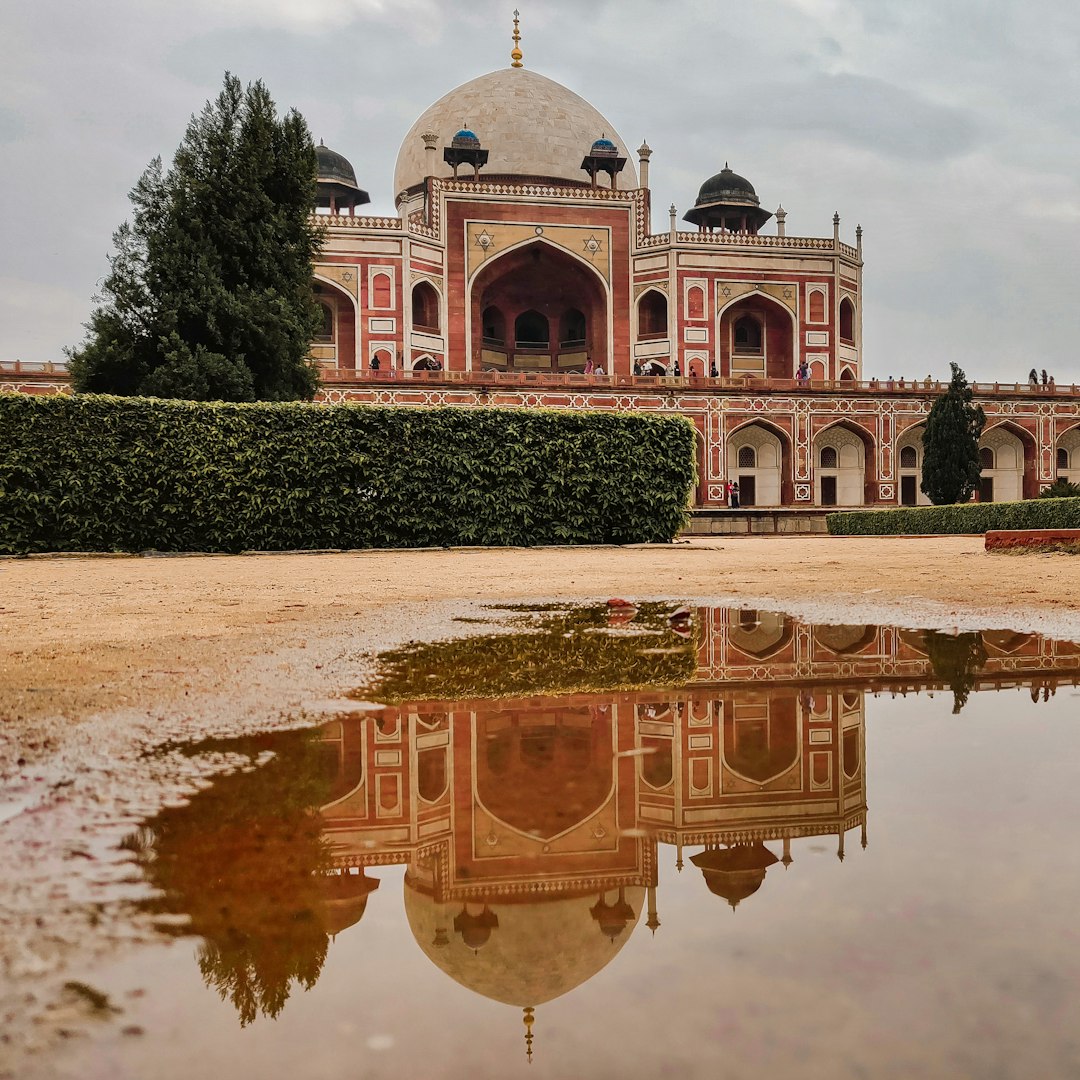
341, 270, 353, 283
475, 230, 494, 250
583, 235, 602, 254
782, 287, 793, 299
720, 285, 732, 297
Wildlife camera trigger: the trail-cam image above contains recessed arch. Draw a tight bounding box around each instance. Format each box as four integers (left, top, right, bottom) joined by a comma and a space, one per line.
1056, 424, 1080, 483
411, 280, 440, 333
808, 288, 826, 323
981, 421, 1037, 501
723, 694, 800, 787
637, 288, 668, 339
312, 274, 359, 370
726, 418, 794, 507
839, 296, 855, 343
468, 238, 610, 372
717, 291, 798, 380
896, 423, 929, 506
813, 420, 875, 506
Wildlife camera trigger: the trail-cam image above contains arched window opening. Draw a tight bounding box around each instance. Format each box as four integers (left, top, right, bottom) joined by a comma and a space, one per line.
839, 367, 856, 382
640, 738, 673, 789
737, 445, 756, 469
638, 290, 668, 339
839, 298, 855, 343
900, 445, 918, 469
560, 308, 586, 346
808, 290, 825, 323
371, 348, 392, 371
315, 302, 334, 343
412, 281, 440, 333
1058, 447, 1069, 471
980, 446, 995, 470
687, 286, 705, 320
644, 360, 667, 376
372, 273, 392, 309
482, 305, 506, 346
515, 309, 549, 348
820, 446, 839, 469
733, 315, 763, 354
417, 748, 447, 803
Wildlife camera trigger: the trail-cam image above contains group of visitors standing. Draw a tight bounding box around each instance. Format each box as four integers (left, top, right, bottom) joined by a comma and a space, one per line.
1029, 368, 1056, 390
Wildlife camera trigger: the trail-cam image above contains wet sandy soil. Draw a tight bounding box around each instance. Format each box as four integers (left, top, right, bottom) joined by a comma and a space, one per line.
2, 536, 1079, 1074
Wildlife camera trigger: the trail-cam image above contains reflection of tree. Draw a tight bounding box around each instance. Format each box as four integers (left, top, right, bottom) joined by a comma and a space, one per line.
365, 603, 696, 703
923, 631, 988, 714
125, 730, 335, 1026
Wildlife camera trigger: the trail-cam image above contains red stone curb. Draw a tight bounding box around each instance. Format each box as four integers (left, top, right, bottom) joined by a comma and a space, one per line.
986, 529, 1080, 551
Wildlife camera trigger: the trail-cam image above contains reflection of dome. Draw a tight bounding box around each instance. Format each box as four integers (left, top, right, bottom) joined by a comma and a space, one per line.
691, 843, 779, 909
405, 879, 644, 1006
395, 68, 637, 196
316, 870, 380, 937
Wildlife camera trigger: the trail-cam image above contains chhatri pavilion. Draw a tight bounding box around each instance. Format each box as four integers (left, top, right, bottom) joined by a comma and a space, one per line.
6, 13, 1080, 511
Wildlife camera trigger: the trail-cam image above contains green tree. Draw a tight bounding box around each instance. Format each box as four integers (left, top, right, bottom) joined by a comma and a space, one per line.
923, 630, 988, 714
921, 362, 987, 504
69, 74, 323, 401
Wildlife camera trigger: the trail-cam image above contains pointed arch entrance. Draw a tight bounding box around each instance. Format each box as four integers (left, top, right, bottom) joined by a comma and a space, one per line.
470, 241, 609, 372
726, 420, 793, 506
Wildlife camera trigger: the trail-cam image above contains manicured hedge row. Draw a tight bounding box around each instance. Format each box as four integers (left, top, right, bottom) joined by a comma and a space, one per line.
827, 497, 1080, 536
0, 394, 696, 553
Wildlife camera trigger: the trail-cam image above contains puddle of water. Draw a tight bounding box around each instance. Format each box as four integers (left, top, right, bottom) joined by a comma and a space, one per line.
21, 607, 1080, 1079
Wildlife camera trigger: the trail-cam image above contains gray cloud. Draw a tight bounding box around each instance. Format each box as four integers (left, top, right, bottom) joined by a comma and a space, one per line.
0, 0, 1078, 384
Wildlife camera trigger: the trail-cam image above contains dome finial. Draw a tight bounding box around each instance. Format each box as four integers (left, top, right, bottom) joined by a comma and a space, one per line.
523, 1007, 535, 1063
511, 9, 524, 67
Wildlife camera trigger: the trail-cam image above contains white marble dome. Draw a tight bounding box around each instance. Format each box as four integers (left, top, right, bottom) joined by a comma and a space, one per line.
394, 67, 637, 198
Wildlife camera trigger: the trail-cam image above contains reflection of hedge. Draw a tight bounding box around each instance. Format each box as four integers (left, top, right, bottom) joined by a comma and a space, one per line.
0, 395, 696, 553
364, 604, 697, 703
827, 498, 1080, 536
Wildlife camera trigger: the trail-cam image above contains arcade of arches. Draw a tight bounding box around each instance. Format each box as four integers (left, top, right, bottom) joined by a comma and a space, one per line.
471, 242, 608, 372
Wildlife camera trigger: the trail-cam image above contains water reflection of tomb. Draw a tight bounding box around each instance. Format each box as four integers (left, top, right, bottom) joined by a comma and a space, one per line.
316, 614, 1080, 1013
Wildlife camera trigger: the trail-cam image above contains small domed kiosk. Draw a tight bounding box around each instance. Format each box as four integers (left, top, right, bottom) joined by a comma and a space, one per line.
684, 165, 772, 234
315, 141, 370, 216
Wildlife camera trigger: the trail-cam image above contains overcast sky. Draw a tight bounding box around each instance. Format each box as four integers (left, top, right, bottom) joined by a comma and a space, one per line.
2, 0, 1078, 382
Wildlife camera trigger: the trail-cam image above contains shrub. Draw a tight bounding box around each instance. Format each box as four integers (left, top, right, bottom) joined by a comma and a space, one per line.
0, 394, 696, 554
1039, 478, 1080, 499
827, 498, 1080, 536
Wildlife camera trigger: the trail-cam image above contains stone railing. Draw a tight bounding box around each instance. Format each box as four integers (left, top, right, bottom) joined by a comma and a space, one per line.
317, 368, 1080, 397
0, 360, 69, 375
312, 213, 402, 231
639, 232, 858, 258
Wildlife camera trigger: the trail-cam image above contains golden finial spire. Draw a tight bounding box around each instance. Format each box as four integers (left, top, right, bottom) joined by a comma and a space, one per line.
523, 1007, 535, 1063
511, 9, 524, 67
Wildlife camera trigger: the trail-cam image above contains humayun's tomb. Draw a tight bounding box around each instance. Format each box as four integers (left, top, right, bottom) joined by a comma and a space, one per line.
4, 14, 1080, 513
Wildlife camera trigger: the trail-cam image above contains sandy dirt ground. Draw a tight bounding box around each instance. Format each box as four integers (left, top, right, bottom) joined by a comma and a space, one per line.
2, 535, 1080, 1075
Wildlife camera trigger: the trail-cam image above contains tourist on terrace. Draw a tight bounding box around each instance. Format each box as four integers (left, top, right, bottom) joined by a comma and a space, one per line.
710, 361, 718, 379
673, 359, 681, 377
1029, 368, 1039, 389
633, 359, 642, 375
585, 357, 594, 375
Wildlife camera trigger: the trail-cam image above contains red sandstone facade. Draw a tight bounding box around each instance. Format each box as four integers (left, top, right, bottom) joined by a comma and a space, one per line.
6, 57, 1080, 511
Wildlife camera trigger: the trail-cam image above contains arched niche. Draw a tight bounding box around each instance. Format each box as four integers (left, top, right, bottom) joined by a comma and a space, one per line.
839, 297, 855, 343
979, 423, 1034, 502
412, 281, 440, 333
638, 289, 668, 339
726, 420, 793, 507
1057, 425, 1080, 484
718, 294, 794, 380
723, 695, 800, 787
470, 240, 608, 372
896, 424, 929, 506
813, 422, 874, 506
312, 278, 357, 370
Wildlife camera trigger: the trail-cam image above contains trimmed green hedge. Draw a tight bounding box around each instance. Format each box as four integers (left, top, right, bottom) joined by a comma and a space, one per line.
0, 394, 696, 553
827, 497, 1080, 536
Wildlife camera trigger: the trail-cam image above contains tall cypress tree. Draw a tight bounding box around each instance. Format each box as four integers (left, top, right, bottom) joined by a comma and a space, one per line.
69, 74, 323, 401
921, 362, 986, 504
